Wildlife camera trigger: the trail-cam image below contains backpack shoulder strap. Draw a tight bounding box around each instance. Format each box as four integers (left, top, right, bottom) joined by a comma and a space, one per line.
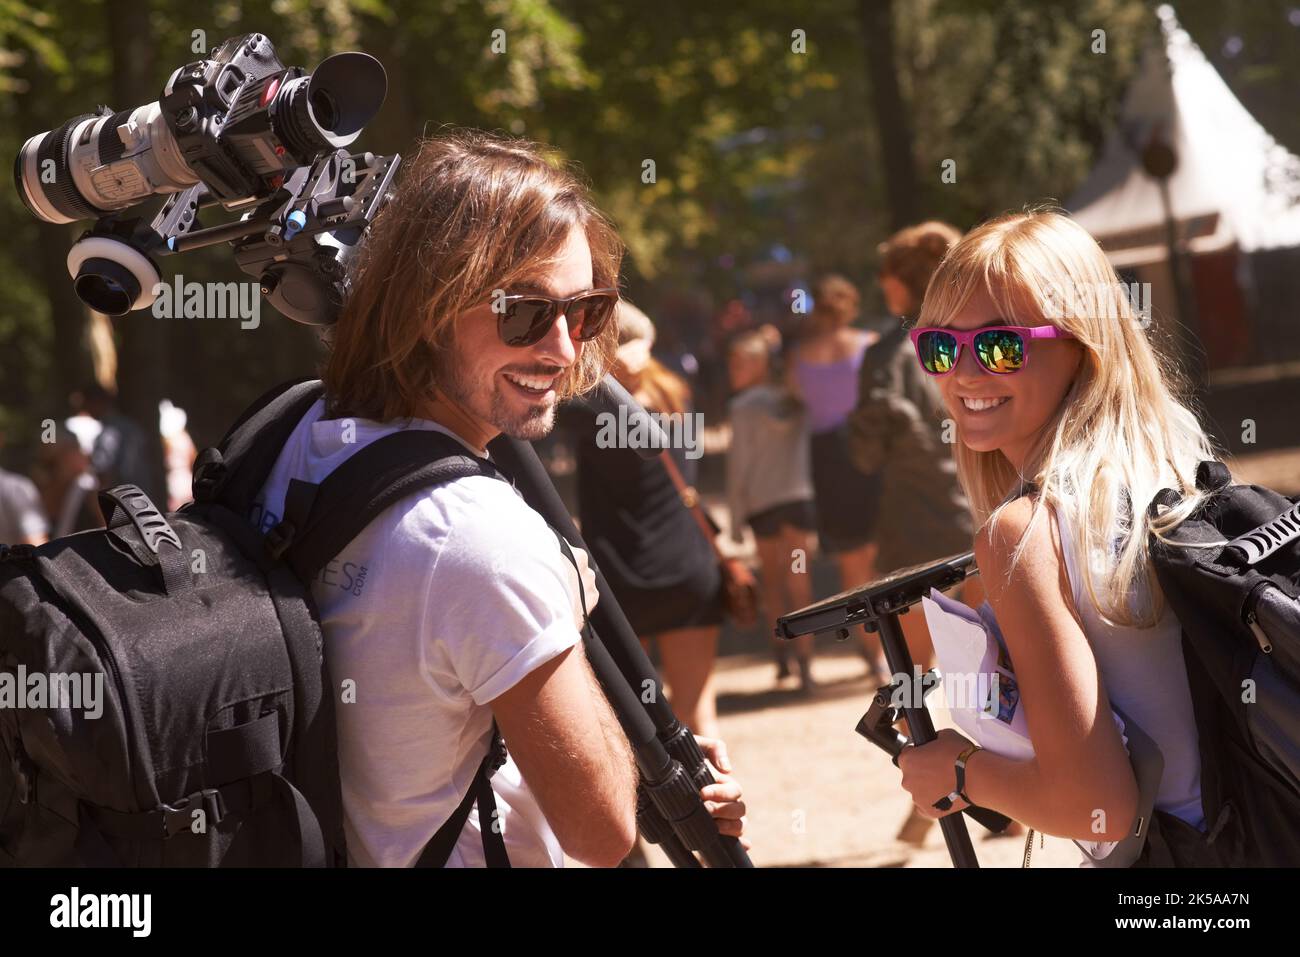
269, 426, 514, 868
274, 428, 509, 582
219, 376, 320, 448
193, 378, 325, 512
415, 721, 511, 868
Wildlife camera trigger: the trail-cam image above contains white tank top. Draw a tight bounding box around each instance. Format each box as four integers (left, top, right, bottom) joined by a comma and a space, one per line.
1053, 508, 1206, 830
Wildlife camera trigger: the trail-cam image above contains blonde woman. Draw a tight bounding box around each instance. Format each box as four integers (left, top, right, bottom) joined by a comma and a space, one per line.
850, 221, 1018, 847
894, 210, 1229, 866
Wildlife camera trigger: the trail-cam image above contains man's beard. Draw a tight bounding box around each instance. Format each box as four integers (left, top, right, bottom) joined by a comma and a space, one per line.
440, 357, 558, 441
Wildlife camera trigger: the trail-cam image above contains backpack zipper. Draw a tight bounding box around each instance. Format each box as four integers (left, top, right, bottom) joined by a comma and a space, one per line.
1243, 582, 1275, 654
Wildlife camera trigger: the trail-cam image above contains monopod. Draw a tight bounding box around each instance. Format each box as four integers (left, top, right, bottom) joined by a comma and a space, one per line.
488, 377, 752, 868
775, 551, 1012, 868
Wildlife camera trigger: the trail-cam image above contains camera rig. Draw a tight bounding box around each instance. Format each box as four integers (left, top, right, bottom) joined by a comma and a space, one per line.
15, 32, 398, 324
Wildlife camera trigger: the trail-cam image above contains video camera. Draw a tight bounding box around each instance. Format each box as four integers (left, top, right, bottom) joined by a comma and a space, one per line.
13, 32, 399, 324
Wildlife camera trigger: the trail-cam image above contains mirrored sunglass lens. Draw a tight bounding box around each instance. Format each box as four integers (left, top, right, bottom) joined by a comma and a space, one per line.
500, 300, 553, 345
974, 330, 1025, 373
918, 331, 957, 373
568, 295, 615, 340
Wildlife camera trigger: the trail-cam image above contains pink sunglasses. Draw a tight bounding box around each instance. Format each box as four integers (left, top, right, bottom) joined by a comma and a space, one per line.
909, 325, 1076, 376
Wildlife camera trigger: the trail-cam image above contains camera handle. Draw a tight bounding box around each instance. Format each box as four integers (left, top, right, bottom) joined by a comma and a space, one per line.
855, 666, 1014, 836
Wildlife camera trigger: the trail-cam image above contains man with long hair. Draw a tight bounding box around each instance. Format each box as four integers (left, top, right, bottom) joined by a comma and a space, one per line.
252, 130, 746, 867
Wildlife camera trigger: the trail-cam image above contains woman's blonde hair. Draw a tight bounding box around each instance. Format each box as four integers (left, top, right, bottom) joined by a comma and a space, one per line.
323, 129, 623, 420
918, 208, 1220, 627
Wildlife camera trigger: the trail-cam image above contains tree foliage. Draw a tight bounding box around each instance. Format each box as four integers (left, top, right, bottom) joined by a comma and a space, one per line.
1, 0, 1296, 461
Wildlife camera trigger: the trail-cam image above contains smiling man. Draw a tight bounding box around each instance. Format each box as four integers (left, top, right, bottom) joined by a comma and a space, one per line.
251, 130, 745, 868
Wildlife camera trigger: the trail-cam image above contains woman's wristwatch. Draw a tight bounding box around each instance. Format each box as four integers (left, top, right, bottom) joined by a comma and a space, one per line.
933, 744, 982, 810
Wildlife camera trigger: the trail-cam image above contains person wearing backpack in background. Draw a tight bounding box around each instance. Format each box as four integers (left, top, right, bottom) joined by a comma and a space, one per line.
893, 209, 1236, 866
250, 130, 747, 867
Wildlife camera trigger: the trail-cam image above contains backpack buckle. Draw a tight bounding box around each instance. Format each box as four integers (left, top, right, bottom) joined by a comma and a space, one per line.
161, 788, 226, 838
264, 520, 297, 561
191, 449, 227, 504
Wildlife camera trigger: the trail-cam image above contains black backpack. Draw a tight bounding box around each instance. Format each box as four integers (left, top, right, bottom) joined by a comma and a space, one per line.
0, 379, 511, 867
1148, 459, 1300, 866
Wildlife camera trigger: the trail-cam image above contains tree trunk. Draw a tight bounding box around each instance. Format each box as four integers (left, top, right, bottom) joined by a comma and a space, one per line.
105, 0, 168, 503
858, 0, 918, 231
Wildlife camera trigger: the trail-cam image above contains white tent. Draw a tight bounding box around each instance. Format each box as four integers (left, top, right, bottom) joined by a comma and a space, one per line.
1069, 5, 1300, 269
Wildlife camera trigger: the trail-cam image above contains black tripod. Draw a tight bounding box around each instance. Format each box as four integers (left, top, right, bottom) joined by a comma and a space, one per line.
775, 551, 1011, 868
488, 402, 751, 868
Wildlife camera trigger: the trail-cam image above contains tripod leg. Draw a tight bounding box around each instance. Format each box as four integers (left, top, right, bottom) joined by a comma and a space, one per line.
489, 435, 752, 868
875, 611, 981, 868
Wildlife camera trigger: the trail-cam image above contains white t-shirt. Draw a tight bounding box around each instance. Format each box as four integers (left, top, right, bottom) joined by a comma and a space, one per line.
253, 398, 582, 867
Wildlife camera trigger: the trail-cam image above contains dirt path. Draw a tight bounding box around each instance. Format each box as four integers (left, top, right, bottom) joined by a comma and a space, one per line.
633, 643, 1081, 868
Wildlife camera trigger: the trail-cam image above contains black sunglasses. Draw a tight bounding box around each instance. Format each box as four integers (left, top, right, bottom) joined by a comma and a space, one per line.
495, 288, 620, 347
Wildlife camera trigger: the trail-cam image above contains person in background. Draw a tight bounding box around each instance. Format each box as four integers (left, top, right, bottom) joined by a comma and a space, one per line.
160, 399, 197, 512
0, 432, 49, 545
788, 274, 888, 681
31, 433, 100, 538
848, 220, 1009, 846
68, 384, 152, 495
571, 301, 727, 739
850, 223, 982, 667
726, 330, 817, 690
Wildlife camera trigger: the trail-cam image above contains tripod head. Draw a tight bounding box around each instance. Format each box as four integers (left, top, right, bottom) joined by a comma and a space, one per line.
775, 550, 977, 642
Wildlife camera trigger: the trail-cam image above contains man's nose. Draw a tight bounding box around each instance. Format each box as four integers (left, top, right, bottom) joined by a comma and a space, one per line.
533, 309, 578, 367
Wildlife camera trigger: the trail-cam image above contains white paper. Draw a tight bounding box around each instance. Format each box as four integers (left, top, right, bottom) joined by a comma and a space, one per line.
920, 588, 1130, 862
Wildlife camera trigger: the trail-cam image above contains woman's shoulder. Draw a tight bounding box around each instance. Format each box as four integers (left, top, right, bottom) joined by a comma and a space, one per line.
975, 494, 1067, 590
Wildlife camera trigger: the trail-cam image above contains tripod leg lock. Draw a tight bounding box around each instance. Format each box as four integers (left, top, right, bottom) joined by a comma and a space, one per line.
643, 762, 718, 851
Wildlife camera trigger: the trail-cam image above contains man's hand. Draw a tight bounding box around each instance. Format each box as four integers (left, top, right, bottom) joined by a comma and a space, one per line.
695, 735, 750, 850
564, 545, 600, 627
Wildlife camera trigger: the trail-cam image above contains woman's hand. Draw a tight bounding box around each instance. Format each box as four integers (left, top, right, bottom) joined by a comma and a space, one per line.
695, 735, 751, 850
895, 728, 978, 820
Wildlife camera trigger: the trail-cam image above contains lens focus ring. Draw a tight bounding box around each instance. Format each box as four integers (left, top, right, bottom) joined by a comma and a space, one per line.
26, 111, 108, 222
